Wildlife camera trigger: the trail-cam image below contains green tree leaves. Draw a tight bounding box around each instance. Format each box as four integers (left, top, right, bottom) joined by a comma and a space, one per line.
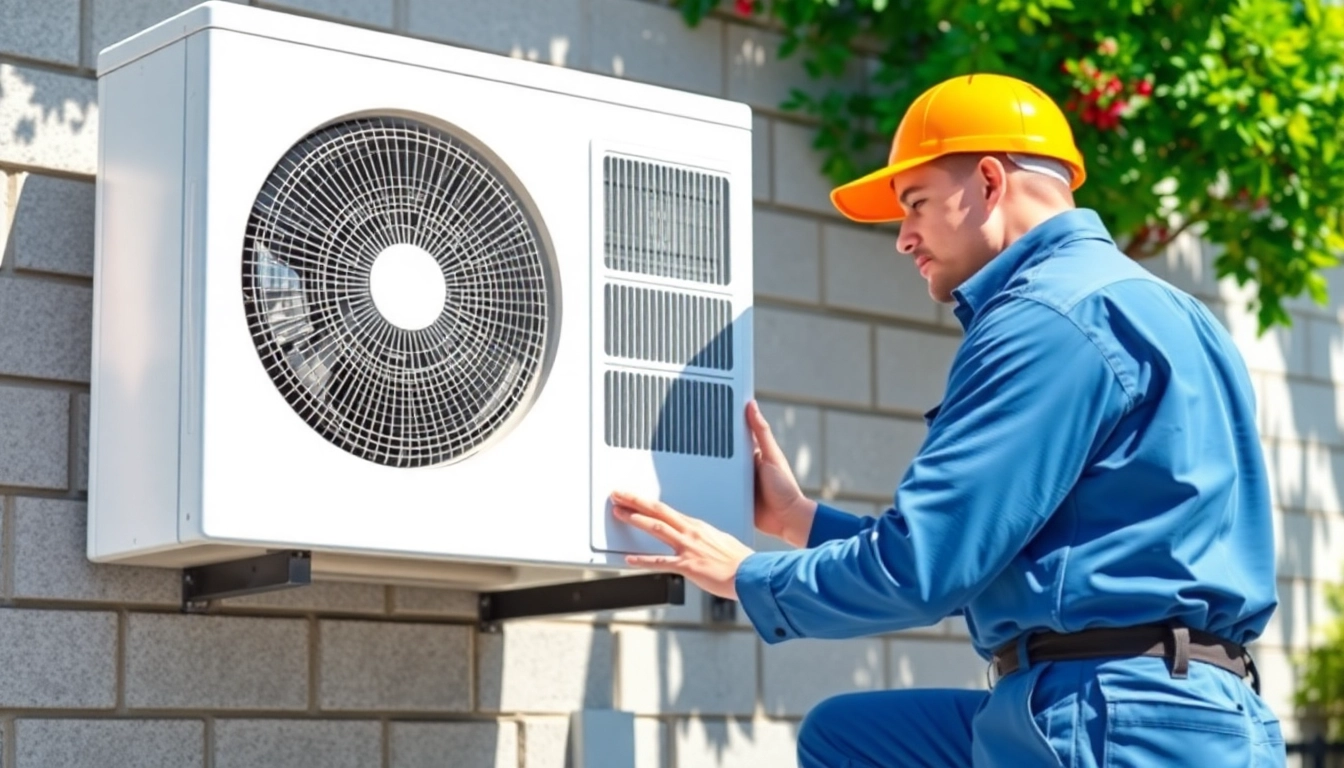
688, 0, 1344, 332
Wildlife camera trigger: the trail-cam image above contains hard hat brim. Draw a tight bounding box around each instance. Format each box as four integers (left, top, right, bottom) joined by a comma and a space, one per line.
829, 156, 934, 223
829, 146, 1087, 224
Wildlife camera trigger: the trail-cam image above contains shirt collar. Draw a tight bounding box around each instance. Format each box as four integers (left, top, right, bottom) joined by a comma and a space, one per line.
950, 208, 1115, 330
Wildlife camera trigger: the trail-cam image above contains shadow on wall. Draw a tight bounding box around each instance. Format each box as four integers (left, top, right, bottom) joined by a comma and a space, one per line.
1142, 233, 1344, 664
0, 64, 96, 149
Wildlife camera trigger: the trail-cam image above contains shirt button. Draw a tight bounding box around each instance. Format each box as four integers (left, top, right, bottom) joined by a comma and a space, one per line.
774, 627, 786, 638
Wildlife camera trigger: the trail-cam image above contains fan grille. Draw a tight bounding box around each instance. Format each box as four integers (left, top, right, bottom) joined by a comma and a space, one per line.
242, 116, 553, 467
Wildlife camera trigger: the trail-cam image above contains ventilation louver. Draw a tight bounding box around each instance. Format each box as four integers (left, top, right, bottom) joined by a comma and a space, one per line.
241, 116, 555, 468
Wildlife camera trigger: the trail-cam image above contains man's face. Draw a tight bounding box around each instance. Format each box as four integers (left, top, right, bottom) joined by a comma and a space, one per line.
892, 157, 997, 303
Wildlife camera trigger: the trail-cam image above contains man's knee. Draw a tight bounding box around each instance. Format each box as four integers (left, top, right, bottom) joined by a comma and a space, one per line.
798, 692, 864, 753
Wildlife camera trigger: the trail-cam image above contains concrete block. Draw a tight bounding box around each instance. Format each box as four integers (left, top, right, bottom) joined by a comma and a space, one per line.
761, 637, 883, 716
1206, 301, 1309, 377
214, 720, 382, 768
0, 385, 68, 490
0, 64, 97, 176
614, 626, 756, 716
15, 719, 203, 768
753, 115, 770, 202
0, 275, 93, 383
823, 410, 926, 498
257, 0, 393, 28
74, 391, 89, 491
390, 586, 478, 618
126, 613, 309, 709
478, 621, 613, 713
571, 710, 637, 768
218, 581, 386, 613
1262, 440, 1344, 515
0, 0, 80, 66
0, 608, 117, 708
12, 174, 95, 278
91, 0, 243, 60
1258, 376, 1343, 448
756, 400, 821, 491
753, 208, 820, 303
589, 0, 722, 96
1258, 577, 1329, 650
522, 717, 569, 768
876, 327, 960, 414
772, 121, 834, 217
888, 637, 987, 690
390, 722, 517, 768
1307, 316, 1344, 381
635, 717, 667, 768
319, 619, 471, 711
13, 497, 178, 604
672, 717, 799, 768
823, 222, 938, 323
754, 307, 870, 406
405, 0, 586, 68
1275, 509, 1344, 583
727, 24, 864, 111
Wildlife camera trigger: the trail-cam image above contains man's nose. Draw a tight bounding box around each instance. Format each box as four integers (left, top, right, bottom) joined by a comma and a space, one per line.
896, 227, 918, 254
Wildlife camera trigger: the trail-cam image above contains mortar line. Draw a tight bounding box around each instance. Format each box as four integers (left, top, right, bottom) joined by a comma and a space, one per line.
4, 716, 15, 768
79, 0, 93, 69
1, 171, 17, 276
204, 716, 215, 768
67, 390, 80, 499
309, 614, 320, 714
116, 608, 127, 713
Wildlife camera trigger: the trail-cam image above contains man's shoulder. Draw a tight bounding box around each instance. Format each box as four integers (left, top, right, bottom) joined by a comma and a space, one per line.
1003, 235, 1191, 321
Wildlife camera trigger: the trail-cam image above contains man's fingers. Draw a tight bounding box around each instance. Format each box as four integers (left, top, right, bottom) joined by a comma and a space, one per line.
625, 553, 680, 570
747, 400, 789, 467
611, 491, 686, 528
614, 504, 691, 551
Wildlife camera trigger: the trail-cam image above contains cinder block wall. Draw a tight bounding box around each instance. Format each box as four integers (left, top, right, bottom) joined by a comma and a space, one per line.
0, 0, 1339, 765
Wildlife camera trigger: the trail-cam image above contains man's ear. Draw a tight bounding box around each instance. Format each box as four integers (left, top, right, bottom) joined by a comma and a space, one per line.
978, 155, 1007, 210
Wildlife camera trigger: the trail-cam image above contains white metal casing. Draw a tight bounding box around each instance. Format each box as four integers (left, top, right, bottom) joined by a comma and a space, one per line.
89, 2, 754, 587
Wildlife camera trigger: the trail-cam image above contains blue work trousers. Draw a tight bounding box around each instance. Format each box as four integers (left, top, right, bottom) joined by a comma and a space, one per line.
797, 656, 1285, 767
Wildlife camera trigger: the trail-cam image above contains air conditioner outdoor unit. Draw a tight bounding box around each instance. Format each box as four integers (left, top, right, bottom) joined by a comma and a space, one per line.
88, 2, 754, 600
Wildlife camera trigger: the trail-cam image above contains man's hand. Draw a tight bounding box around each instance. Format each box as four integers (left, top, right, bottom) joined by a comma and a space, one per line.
609, 491, 754, 600
748, 400, 817, 548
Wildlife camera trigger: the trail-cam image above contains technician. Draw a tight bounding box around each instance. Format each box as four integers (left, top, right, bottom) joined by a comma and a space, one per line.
611, 72, 1283, 767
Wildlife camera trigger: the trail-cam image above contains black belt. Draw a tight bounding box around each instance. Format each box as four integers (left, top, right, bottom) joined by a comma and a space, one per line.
990, 624, 1260, 694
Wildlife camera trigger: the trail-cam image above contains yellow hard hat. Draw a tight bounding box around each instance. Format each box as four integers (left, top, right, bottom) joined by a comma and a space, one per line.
829, 73, 1087, 223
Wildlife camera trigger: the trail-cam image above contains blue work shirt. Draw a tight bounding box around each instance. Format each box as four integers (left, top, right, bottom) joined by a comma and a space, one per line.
735, 208, 1278, 656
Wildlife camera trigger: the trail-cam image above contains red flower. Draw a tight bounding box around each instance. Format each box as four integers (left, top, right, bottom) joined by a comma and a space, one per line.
1135, 79, 1153, 96
735, 0, 753, 15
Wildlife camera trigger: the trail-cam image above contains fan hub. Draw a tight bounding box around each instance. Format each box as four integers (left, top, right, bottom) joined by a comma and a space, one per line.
369, 243, 447, 331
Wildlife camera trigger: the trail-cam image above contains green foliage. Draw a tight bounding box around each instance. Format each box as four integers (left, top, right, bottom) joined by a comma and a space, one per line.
1296, 578, 1344, 739
680, 0, 1344, 332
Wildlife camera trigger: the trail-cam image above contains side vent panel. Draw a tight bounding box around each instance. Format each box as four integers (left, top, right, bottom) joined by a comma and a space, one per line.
603, 155, 729, 285
604, 284, 732, 371
604, 371, 733, 458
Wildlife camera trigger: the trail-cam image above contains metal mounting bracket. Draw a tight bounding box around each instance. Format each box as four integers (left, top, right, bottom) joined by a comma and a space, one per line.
181, 550, 312, 612
478, 572, 685, 632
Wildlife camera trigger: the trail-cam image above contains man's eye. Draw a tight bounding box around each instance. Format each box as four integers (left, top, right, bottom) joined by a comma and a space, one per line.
911, 199, 925, 211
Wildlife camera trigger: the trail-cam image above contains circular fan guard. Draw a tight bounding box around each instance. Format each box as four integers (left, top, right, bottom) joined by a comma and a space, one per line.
242, 115, 554, 467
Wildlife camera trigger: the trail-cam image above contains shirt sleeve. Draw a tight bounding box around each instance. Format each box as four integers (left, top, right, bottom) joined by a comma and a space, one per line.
734, 298, 1133, 643
804, 502, 875, 547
